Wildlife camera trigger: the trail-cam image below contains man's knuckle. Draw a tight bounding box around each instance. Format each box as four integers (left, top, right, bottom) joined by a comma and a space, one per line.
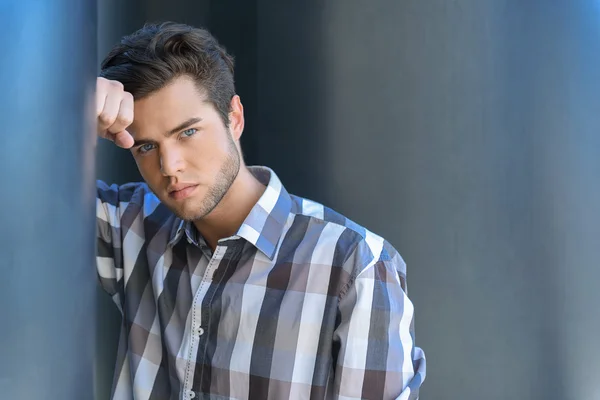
116, 113, 133, 126
98, 112, 115, 125
111, 80, 124, 90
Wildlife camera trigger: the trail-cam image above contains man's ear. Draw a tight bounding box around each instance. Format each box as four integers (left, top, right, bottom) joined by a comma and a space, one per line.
228, 95, 244, 141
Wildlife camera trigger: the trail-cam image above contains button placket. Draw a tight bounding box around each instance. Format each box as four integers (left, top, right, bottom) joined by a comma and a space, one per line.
191, 246, 222, 336
183, 245, 224, 394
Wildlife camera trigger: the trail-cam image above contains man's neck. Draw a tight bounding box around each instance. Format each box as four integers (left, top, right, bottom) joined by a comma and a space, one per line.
193, 166, 266, 251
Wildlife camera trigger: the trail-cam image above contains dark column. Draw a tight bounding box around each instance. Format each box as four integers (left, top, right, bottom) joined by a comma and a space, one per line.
0, 0, 97, 399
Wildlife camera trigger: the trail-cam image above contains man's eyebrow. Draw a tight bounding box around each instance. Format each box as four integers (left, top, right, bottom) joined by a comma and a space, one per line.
131, 117, 203, 148
166, 117, 203, 137
132, 138, 153, 148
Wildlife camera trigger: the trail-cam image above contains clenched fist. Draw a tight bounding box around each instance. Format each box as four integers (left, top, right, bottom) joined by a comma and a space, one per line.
96, 77, 135, 148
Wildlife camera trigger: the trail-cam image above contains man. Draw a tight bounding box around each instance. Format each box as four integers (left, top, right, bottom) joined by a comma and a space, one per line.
96, 21, 426, 400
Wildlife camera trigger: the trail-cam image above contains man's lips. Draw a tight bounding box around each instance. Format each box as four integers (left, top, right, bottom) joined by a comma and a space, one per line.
168, 184, 198, 200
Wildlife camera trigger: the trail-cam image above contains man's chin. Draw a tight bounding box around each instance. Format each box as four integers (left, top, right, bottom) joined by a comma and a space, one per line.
170, 206, 204, 221
158, 190, 219, 221
158, 198, 198, 221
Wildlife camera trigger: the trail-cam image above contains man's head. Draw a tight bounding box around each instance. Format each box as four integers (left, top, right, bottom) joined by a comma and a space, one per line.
100, 22, 244, 221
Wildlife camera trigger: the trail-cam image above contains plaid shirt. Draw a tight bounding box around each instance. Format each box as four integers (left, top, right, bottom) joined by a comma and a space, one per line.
96, 166, 426, 400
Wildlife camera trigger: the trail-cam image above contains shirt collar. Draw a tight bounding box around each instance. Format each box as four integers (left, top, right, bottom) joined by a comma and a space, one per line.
168, 166, 292, 260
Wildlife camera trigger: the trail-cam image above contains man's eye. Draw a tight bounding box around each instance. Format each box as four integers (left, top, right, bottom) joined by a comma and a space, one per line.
139, 143, 155, 154
181, 128, 197, 138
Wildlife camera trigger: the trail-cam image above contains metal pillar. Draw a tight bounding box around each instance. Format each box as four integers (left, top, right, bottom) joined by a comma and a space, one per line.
0, 1, 97, 399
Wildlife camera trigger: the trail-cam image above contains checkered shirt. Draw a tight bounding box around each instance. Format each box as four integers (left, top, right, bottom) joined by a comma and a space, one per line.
96, 166, 426, 400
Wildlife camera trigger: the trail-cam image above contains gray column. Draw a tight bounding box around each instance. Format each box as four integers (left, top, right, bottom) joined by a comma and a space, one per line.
0, 1, 97, 399
256, 1, 600, 399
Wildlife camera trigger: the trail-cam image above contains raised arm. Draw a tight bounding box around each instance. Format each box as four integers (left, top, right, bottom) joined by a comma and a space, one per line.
95, 77, 136, 309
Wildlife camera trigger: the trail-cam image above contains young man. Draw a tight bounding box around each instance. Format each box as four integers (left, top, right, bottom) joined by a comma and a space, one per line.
96, 22, 426, 400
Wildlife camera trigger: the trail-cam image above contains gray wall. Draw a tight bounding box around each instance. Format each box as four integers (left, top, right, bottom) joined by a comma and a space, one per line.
95, 1, 600, 399
257, 1, 600, 399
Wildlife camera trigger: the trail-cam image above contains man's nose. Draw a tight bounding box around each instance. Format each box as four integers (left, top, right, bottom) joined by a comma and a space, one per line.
159, 147, 185, 176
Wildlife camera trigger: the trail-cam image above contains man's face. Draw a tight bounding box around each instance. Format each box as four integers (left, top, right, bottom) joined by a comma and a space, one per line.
128, 75, 242, 220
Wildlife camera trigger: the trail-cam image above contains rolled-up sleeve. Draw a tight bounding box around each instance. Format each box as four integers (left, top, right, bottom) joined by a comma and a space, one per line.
96, 180, 139, 312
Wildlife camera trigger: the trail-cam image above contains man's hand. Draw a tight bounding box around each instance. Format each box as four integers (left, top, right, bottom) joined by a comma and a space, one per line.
96, 77, 135, 149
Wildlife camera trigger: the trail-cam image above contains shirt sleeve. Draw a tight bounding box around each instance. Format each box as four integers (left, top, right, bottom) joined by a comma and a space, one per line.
332, 237, 426, 400
96, 180, 140, 312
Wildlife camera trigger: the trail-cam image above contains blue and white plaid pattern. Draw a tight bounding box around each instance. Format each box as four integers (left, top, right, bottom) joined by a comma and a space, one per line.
96, 166, 426, 400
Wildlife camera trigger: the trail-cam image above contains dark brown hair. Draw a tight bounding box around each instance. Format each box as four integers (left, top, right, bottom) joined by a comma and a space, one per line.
100, 22, 235, 126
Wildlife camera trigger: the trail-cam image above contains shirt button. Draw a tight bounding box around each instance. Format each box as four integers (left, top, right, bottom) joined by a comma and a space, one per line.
187, 391, 196, 399
197, 327, 205, 336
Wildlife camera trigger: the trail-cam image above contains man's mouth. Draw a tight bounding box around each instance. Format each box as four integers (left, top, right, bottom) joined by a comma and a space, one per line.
167, 184, 199, 200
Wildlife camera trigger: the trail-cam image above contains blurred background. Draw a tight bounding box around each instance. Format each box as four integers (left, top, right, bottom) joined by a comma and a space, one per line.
2, 0, 600, 399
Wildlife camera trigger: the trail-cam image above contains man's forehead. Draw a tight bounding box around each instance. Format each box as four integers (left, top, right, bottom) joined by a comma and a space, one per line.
128, 77, 213, 135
